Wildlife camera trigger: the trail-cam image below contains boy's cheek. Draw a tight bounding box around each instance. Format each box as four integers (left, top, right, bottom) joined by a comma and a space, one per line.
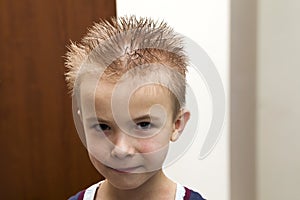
137, 138, 170, 157
88, 153, 101, 169
86, 139, 112, 162
137, 129, 171, 153
140, 142, 170, 170
88, 153, 110, 174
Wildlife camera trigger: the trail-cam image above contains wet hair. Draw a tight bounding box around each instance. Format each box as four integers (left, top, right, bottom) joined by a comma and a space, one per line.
64, 15, 188, 114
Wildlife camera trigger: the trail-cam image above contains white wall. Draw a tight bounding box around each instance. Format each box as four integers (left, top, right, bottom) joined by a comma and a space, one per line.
116, 1, 230, 199
230, 0, 257, 199
257, 0, 300, 199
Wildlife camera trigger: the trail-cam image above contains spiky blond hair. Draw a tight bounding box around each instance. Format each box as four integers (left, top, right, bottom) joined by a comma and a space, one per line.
64, 15, 188, 111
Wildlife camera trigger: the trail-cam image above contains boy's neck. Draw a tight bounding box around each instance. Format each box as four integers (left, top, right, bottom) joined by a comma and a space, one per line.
97, 170, 176, 200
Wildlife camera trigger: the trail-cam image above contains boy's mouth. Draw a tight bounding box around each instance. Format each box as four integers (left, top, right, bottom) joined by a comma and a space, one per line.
108, 166, 142, 174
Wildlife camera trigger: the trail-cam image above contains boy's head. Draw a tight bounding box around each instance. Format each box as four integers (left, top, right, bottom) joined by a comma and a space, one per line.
65, 16, 188, 118
64, 16, 190, 188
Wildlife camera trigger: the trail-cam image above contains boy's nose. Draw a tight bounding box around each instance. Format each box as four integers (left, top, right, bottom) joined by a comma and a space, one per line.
110, 131, 135, 159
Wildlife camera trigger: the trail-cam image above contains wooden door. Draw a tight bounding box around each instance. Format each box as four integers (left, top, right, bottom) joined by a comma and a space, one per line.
0, 0, 116, 199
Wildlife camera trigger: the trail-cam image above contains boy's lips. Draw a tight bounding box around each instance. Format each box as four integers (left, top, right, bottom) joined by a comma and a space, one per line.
108, 166, 142, 173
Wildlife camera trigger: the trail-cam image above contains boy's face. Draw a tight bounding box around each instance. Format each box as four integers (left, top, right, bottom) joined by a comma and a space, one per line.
79, 78, 187, 189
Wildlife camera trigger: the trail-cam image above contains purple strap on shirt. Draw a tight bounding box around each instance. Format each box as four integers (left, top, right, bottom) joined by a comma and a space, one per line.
184, 187, 206, 200
184, 187, 191, 200
78, 190, 85, 200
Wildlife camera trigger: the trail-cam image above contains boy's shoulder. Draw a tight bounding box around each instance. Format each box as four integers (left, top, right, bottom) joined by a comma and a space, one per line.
68, 190, 85, 200
184, 186, 206, 200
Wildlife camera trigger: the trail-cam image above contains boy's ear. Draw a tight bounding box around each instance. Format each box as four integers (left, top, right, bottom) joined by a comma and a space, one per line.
171, 109, 190, 142
77, 109, 83, 121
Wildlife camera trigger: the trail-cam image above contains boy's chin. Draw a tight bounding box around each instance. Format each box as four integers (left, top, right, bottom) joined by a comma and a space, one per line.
107, 170, 158, 190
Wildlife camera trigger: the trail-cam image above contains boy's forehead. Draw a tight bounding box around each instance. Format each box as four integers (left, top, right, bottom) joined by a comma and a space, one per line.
80, 78, 173, 113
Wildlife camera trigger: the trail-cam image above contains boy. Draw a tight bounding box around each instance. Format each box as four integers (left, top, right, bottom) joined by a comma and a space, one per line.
65, 16, 205, 200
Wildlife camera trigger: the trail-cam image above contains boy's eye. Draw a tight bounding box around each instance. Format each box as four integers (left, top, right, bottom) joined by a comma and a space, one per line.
93, 123, 111, 132
136, 122, 152, 130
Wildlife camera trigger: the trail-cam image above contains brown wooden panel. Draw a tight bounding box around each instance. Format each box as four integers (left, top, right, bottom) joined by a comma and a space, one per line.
0, 0, 115, 199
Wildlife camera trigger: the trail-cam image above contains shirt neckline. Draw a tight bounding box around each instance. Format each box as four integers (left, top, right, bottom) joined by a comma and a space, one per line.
83, 181, 186, 200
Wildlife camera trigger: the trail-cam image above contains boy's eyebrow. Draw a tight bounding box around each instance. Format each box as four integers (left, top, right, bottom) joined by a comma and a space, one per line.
86, 117, 111, 124
132, 114, 163, 122
85, 114, 160, 123
132, 114, 152, 122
